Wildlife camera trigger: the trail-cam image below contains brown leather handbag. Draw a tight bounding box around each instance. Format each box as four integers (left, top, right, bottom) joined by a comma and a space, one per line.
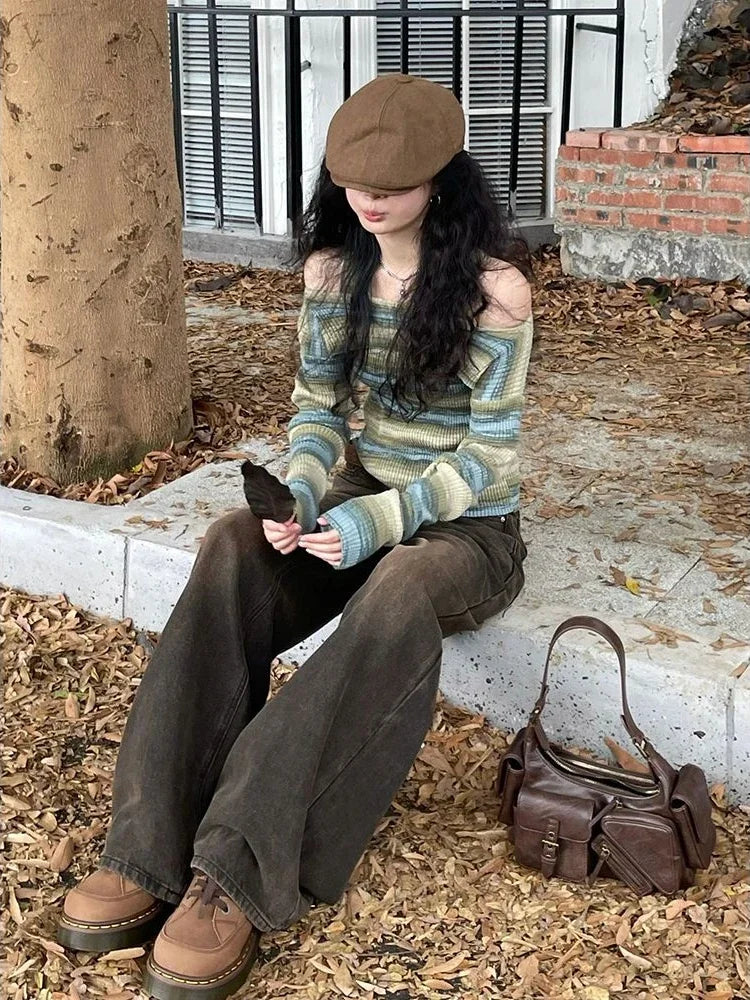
494, 616, 716, 896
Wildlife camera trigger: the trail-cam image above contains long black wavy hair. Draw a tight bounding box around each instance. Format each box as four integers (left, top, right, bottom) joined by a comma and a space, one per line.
284, 150, 533, 417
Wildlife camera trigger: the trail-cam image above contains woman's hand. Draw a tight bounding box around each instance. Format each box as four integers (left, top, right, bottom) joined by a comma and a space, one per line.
298, 516, 343, 567
262, 515, 302, 555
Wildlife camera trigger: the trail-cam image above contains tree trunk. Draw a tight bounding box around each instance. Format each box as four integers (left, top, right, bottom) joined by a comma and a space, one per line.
0, 1, 193, 485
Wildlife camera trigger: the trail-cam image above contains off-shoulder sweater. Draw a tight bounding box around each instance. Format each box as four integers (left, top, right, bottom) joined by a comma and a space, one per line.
285, 289, 534, 569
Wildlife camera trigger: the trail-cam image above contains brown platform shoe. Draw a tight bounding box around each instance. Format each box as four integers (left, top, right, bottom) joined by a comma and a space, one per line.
143, 872, 261, 1000
57, 868, 171, 952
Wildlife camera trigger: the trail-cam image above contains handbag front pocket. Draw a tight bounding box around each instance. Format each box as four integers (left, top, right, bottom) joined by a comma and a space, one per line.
591, 834, 653, 896
600, 809, 688, 895
513, 786, 594, 883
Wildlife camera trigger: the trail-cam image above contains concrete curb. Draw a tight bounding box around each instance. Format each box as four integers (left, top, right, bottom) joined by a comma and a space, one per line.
2, 450, 748, 804
182, 220, 558, 269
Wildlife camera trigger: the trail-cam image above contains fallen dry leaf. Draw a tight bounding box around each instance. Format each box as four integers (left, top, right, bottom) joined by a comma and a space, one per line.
665, 898, 693, 920
618, 946, 653, 971
100, 947, 146, 963
605, 738, 651, 775
39, 938, 67, 958
64, 692, 80, 721
579, 988, 610, 1000
625, 576, 641, 595
49, 836, 75, 873
711, 633, 750, 651
615, 920, 630, 946
421, 952, 469, 977
8, 886, 24, 925
516, 953, 540, 980
39, 812, 57, 832
711, 983, 735, 999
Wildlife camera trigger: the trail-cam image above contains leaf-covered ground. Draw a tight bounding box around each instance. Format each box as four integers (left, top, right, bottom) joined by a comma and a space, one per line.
2, 587, 749, 1000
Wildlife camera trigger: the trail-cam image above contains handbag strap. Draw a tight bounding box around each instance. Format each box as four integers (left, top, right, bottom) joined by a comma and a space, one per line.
528, 615, 653, 762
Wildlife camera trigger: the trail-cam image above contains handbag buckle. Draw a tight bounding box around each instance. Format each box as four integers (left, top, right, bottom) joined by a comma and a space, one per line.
541, 835, 559, 859
540, 822, 560, 877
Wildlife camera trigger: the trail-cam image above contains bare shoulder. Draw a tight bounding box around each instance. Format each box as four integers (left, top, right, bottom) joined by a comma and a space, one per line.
303, 249, 344, 295
477, 258, 532, 328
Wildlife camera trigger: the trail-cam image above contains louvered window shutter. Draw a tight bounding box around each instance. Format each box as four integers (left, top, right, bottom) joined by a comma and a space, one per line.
169, 0, 258, 228
376, 0, 549, 219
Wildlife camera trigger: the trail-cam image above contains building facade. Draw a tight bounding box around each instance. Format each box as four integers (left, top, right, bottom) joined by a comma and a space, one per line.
167, 0, 698, 243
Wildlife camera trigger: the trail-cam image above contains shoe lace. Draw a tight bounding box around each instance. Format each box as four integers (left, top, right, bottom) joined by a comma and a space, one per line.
187, 873, 230, 916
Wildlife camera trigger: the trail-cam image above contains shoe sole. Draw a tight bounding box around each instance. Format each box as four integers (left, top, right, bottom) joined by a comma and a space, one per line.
57, 901, 170, 953
142, 930, 260, 1000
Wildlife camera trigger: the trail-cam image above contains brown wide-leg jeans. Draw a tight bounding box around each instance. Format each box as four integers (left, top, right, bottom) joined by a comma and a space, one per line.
100, 457, 528, 933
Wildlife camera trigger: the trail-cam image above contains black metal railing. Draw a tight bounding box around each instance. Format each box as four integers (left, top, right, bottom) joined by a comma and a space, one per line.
166, 0, 625, 232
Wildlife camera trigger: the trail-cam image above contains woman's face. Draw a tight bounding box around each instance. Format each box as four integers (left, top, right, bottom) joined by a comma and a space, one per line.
346, 182, 434, 235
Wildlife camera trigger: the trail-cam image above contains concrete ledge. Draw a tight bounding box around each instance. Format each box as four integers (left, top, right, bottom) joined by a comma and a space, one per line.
0, 487, 129, 620
284, 600, 737, 789
734, 681, 750, 796
557, 225, 750, 284
2, 449, 748, 804
183, 227, 293, 269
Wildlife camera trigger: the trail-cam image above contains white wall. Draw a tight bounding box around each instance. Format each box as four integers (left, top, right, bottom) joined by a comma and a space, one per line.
663, 0, 698, 70
298, 0, 377, 213
565, 0, 698, 131
257, 0, 290, 238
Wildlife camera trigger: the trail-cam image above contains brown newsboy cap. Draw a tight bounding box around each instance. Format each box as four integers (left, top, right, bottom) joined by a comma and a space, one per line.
325, 73, 465, 195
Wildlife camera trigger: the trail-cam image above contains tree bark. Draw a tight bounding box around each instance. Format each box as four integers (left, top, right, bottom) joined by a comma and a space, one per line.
0, 1, 193, 484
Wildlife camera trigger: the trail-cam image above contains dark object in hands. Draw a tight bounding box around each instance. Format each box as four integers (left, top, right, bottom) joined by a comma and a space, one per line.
240, 461, 295, 522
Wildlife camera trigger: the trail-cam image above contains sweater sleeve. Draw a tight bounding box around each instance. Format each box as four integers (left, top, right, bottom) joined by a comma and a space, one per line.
285, 293, 354, 532
322, 318, 533, 569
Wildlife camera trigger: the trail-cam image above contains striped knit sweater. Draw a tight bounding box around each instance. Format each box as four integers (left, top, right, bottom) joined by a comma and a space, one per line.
286, 288, 534, 569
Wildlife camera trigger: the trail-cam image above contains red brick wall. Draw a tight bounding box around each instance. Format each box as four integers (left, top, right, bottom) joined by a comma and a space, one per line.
555, 129, 750, 239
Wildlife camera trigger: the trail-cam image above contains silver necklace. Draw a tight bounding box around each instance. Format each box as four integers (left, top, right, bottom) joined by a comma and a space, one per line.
379, 261, 417, 301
